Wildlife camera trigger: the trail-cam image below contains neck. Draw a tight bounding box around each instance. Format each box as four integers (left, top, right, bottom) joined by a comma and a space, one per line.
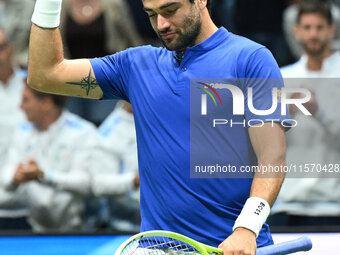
0, 67, 14, 85
36, 109, 62, 131
307, 47, 332, 71
194, 10, 218, 45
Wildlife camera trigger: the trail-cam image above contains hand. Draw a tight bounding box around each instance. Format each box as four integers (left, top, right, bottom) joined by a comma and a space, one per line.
13, 159, 43, 185
13, 163, 27, 185
218, 228, 257, 255
289, 88, 319, 116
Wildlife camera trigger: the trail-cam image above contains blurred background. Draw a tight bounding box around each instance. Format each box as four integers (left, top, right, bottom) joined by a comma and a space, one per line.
0, 0, 339, 254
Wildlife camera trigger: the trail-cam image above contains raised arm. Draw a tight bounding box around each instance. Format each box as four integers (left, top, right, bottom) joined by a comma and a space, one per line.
27, 0, 103, 99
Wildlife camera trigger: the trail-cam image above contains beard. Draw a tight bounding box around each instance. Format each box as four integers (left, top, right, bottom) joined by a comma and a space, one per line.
302, 38, 329, 57
157, 9, 202, 51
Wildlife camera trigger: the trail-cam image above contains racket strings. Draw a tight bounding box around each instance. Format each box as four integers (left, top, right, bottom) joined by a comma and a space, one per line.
120, 236, 200, 255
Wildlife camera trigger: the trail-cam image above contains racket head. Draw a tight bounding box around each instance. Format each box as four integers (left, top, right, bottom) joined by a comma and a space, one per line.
114, 231, 222, 255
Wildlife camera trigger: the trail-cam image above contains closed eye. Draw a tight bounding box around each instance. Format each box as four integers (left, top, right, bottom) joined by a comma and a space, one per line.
148, 12, 157, 18
163, 7, 178, 16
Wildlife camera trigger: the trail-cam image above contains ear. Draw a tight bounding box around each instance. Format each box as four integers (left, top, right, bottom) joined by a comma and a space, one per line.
328, 24, 336, 40
7, 44, 15, 61
41, 97, 53, 111
293, 25, 301, 41
197, 0, 207, 10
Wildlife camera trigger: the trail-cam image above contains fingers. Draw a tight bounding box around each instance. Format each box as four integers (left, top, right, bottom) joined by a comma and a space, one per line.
220, 244, 255, 255
13, 163, 26, 185
15, 159, 41, 183
218, 228, 256, 255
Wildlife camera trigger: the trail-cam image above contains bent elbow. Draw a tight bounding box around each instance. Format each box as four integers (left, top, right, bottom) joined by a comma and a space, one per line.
27, 70, 49, 93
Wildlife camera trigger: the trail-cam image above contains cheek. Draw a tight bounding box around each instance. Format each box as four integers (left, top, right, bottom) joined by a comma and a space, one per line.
149, 18, 158, 31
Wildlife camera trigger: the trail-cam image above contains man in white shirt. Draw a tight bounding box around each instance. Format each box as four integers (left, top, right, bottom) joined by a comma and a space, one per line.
2, 83, 97, 232
88, 101, 140, 231
0, 27, 28, 230
270, 0, 340, 226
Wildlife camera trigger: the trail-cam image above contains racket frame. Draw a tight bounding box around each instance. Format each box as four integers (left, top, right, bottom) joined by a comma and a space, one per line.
114, 230, 223, 255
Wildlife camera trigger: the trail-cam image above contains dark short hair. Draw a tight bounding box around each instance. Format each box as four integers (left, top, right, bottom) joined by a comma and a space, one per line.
25, 80, 68, 110
189, 0, 211, 13
297, 0, 333, 25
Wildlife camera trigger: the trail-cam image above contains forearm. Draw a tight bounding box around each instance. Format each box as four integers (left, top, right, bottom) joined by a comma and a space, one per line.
248, 123, 286, 206
232, 123, 287, 237
250, 159, 286, 207
91, 173, 135, 196
27, 0, 103, 98
28, 25, 64, 89
40, 170, 91, 196
28, 0, 65, 91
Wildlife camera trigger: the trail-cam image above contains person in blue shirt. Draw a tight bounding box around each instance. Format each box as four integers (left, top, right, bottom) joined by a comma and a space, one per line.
27, 0, 288, 254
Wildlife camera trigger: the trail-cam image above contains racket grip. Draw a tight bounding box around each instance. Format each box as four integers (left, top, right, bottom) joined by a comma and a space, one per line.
256, 236, 312, 255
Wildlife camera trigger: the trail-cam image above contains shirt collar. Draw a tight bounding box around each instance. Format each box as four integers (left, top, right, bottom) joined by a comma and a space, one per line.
35, 110, 67, 134
300, 51, 340, 71
186, 27, 230, 52
172, 27, 230, 65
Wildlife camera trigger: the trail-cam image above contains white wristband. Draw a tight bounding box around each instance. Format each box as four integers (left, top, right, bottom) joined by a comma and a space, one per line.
31, 0, 62, 28
233, 197, 270, 238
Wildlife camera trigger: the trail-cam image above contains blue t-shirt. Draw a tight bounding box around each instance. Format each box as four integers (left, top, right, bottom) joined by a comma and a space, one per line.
90, 27, 286, 247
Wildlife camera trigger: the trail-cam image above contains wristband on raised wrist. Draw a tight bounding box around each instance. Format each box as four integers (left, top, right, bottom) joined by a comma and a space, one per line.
31, 0, 63, 28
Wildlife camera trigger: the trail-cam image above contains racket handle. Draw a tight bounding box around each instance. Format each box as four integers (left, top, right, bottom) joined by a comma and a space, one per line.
256, 236, 312, 255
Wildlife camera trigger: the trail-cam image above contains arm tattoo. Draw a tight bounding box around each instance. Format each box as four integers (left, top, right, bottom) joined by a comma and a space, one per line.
66, 69, 99, 96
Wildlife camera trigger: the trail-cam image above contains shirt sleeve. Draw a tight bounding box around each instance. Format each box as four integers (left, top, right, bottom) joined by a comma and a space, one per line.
240, 47, 291, 128
89, 49, 132, 101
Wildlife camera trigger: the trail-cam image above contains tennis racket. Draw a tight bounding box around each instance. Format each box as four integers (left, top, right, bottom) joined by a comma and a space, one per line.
114, 230, 312, 255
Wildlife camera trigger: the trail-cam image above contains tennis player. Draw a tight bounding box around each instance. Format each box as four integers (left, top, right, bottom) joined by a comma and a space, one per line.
28, 1, 288, 254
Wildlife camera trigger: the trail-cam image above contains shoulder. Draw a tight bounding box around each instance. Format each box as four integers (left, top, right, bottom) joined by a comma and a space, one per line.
226, 33, 267, 57
12, 122, 34, 141
94, 45, 169, 71
226, 34, 280, 78
95, 45, 164, 64
330, 51, 340, 63
124, 45, 168, 60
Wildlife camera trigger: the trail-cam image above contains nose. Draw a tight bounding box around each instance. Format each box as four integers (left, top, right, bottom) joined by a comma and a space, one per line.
157, 14, 170, 32
309, 27, 319, 38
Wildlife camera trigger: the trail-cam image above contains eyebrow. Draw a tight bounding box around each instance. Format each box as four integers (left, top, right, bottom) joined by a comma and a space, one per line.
143, 2, 180, 12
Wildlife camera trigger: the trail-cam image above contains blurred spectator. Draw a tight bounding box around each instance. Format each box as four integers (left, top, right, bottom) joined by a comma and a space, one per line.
1, 83, 97, 232
60, 0, 142, 125
270, 0, 340, 226
231, 0, 295, 66
283, 0, 340, 59
126, 0, 161, 46
88, 101, 140, 232
0, 27, 27, 230
0, 0, 34, 68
